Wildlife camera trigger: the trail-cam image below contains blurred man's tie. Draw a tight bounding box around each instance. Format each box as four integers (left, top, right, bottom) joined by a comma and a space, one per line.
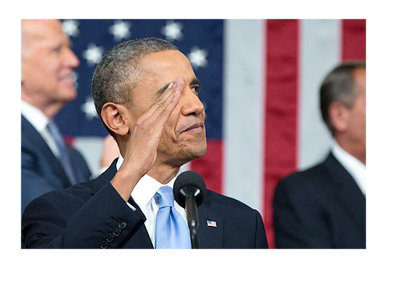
46, 120, 77, 185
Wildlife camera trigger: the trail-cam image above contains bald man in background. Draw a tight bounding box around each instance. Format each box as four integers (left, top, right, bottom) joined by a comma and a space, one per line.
21, 19, 92, 214
273, 62, 366, 249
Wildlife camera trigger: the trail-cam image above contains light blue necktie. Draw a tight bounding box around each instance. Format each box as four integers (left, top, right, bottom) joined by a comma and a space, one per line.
46, 120, 77, 185
155, 186, 191, 249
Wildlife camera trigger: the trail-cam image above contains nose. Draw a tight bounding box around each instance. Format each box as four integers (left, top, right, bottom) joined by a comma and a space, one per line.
64, 47, 80, 68
180, 87, 205, 117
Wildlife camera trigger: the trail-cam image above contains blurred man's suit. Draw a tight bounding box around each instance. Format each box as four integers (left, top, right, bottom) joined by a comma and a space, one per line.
273, 152, 366, 248
21, 114, 91, 213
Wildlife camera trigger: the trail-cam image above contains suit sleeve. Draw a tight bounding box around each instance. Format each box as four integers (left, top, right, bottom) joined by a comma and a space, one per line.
254, 210, 269, 249
21, 149, 58, 214
273, 177, 333, 248
22, 183, 145, 249
21, 144, 91, 215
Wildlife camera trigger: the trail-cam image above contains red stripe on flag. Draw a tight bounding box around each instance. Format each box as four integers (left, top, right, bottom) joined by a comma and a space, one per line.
264, 20, 299, 248
342, 19, 366, 60
191, 139, 223, 194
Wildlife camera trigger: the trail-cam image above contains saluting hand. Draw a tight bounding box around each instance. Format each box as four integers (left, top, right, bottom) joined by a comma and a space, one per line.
111, 78, 184, 201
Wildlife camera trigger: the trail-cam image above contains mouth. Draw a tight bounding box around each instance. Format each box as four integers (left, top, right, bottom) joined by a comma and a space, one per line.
59, 72, 76, 85
181, 122, 205, 134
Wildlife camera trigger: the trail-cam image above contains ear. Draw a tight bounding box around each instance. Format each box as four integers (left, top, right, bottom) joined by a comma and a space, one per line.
101, 103, 130, 136
328, 101, 349, 133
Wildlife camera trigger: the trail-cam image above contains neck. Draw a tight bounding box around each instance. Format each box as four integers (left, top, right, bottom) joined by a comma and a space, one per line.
21, 94, 64, 119
335, 137, 366, 165
147, 162, 180, 185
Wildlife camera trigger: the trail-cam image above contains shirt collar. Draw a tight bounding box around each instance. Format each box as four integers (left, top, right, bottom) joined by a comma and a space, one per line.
332, 140, 366, 195
21, 100, 50, 132
116, 156, 177, 211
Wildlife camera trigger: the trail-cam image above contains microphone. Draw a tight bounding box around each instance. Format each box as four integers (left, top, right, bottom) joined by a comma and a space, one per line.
173, 171, 206, 249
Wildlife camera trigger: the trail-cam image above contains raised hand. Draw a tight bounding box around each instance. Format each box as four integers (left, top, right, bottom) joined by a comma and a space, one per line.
110, 78, 184, 201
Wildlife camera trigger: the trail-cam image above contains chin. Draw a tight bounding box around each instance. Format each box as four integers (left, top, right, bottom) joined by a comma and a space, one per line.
183, 144, 207, 162
191, 140, 207, 158
167, 142, 207, 167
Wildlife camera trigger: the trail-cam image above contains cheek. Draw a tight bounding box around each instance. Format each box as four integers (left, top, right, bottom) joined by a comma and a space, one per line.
167, 110, 181, 138
160, 118, 179, 146
355, 106, 366, 129
348, 114, 366, 141
25, 64, 50, 88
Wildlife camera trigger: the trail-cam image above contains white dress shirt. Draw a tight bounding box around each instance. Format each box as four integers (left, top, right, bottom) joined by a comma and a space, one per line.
21, 100, 60, 158
116, 156, 188, 247
332, 140, 366, 196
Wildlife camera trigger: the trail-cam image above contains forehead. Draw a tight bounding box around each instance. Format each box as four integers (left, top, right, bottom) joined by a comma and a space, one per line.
353, 68, 366, 83
22, 20, 68, 54
140, 50, 196, 83
353, 68, 366, 93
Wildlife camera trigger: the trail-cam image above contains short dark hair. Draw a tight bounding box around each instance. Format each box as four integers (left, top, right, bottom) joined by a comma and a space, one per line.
91, 37, 178, 133
320, 61, 366, 135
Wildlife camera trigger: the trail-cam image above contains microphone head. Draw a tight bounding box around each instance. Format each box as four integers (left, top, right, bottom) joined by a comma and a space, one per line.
173, 171, 206, 208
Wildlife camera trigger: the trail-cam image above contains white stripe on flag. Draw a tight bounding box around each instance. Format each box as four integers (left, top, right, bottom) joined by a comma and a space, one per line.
223, 19, 265, 213
73, 136, 106, 177
298, 19, 340, 170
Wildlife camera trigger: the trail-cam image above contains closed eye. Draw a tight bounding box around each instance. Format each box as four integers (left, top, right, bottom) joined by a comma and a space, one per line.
51, 45, 62, 55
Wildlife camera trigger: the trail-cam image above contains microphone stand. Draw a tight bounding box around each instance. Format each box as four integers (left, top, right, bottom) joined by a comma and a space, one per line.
185, 192, 200, 249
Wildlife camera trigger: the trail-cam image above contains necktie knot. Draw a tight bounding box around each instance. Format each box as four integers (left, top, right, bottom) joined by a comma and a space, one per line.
156, 186, 174, 208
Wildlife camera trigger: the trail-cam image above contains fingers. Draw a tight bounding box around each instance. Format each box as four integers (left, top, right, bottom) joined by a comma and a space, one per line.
141, 77, 183, 122
153, 77, 183, 114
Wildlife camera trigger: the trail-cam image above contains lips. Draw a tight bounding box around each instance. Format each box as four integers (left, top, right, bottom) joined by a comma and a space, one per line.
59, 71, 76, 83
181, 122, 204, 133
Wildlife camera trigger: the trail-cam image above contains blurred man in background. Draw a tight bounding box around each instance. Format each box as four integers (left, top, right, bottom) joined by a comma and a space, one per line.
273, 62, 366, 248
21, 19, 92, 213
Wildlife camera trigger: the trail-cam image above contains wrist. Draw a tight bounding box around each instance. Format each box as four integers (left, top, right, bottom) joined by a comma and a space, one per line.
110, 165, 143, 202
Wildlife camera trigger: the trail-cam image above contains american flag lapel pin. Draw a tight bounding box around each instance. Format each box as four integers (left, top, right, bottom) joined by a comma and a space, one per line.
207, 220, 217, 227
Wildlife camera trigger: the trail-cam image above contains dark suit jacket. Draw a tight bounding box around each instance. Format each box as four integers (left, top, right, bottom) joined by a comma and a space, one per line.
22, 160, 268, 249
273, 152, 366, 249
21, 115, 91, 214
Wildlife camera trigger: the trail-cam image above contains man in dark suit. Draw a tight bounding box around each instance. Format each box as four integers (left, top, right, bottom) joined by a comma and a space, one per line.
21, 19, 91, 213
22, 37, 268, 249
273, 62, 366, 249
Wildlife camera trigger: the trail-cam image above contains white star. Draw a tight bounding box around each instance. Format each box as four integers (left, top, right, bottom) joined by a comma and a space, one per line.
160, 20, 183, 41
81, 97, 98, 120
109, 20, 131, 41
62, 20, 80, 37
82, 43, 104, 66
187, 47, 208, 69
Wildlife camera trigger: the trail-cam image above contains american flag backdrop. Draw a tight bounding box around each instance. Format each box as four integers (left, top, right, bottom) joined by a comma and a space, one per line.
55, 19, 366, 248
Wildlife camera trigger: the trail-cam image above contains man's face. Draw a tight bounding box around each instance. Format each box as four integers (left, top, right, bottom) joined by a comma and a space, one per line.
347, 68, 366, 157
21, 20, 80, 105
129, 50, 207, 166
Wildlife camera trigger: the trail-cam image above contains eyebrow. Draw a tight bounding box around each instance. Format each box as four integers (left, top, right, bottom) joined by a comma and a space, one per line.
190, 77, 200, 87
155, 77, 200, 95
156, 82, 173, 95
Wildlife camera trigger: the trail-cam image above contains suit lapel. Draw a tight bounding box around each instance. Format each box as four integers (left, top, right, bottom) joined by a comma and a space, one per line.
198, 191, 224, 248
21, 115, 71, 186
324, 153, 366, 235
